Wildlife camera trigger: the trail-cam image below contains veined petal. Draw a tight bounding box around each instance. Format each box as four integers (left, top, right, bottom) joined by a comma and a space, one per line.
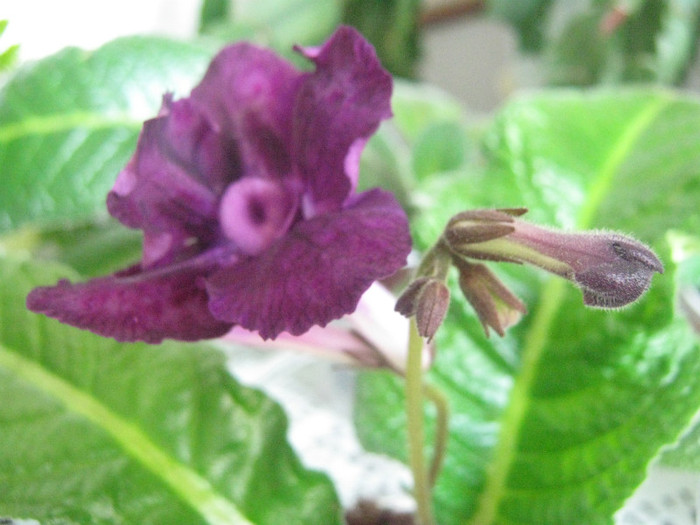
107, 109, 225, 267
206, 188, 411, 339
294, 26, 393, 215
190, 42, 301, 181
26, 258, 233, 344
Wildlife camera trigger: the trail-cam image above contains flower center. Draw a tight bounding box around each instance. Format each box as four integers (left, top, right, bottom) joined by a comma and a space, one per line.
219, 177, 297, 255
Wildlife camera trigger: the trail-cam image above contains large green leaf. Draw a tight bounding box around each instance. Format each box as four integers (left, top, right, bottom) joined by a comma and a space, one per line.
0, 255, 341, 524
0, 36, 216, 233
355, 89, 700, 525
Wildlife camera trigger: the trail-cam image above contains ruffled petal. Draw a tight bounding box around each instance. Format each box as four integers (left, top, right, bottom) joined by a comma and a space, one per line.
206, 188, 411, 339
107, 102, 230, 267
26, 262, 232, 344
190, 43, 302, 181
294, 26, 393, 215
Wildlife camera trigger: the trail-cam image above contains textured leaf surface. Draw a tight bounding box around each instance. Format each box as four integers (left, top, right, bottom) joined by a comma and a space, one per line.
0, 256, 341, 524
0, 36, 215, 233
355, 89, 700, 525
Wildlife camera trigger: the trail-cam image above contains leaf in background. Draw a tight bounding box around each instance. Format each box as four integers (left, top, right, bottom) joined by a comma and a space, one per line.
341, 0, 421, 78
486, 0, 555, 52
198, 0, 341, 59
411, 121, 468, 181
0, 19, 19, 73
0, 255, 341, 524
357, 81, 471, 214
6, 218, 143, 278
545, 0, 700, 87
546, 9, 607, 86
652, 0, 700, 84
658, 249, 700, 471
355, 89, 700, 524
0, 36, 216, 233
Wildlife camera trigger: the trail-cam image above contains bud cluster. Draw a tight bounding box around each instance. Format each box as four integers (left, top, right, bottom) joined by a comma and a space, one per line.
396, 208, 664, 341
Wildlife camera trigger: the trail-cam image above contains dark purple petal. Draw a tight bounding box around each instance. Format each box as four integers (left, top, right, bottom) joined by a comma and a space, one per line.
293, 26, 393, 215
26, 262, 232, 344
107, 103, 230, 267
206, 188, 411, 339
190, 43, 302, 181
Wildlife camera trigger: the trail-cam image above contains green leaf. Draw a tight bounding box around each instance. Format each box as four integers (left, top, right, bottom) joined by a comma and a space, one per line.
652, 0, 700, 84
6, 218, 143, 278
487, 0, 555, 52
0, 19, 19, 73
411, 121, 469, 181
0, 255, 341, 524
544, 0, 700, 86
355, 89, 700, 525
341, 0, 421, 78
0, 36, 216, 234
357, 81, 470, 214
198, 0, 341, 58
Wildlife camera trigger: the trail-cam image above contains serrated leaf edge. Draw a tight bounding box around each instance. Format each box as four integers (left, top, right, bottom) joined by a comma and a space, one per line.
468, 95, 672, 525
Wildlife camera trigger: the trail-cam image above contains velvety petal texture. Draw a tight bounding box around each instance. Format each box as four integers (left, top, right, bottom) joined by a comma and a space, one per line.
27, 27, 411, 344
207, 189, 410, 339
27, 263, 232, 343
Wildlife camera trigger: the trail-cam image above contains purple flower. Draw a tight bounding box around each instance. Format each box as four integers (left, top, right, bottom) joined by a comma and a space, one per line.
27, 27, 412, 343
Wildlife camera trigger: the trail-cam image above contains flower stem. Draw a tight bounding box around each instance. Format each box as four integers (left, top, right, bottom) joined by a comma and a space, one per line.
424, 382, 449, 487
406, 318, 435, 525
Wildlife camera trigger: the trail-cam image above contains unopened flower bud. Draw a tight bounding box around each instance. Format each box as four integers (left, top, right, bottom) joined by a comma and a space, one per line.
396, 277, 450, 342
445, 208, 524, 247
444, 209, 663, 309
455, 259, 527, 337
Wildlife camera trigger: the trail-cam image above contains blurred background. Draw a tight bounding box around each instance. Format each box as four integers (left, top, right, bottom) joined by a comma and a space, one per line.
2, 1, 700, 523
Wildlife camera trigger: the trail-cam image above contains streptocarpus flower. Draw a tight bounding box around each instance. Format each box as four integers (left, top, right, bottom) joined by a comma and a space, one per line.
27, 27, 412, 343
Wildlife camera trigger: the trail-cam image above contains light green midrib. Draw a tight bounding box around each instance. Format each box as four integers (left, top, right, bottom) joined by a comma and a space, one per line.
0, 111, 141, 142
468, 95, 671, 525
0, 345, 253, 525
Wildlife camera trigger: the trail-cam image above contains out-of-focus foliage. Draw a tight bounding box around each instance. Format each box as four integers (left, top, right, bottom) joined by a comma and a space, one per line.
198, 0, 422, 77
342, 0, 421, 78
487, 0, 700, 86
0, 20, 19, 73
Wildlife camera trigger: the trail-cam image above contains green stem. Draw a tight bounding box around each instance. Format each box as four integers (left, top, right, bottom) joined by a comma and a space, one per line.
406, 318, 435, 525
424, 382, 449, 487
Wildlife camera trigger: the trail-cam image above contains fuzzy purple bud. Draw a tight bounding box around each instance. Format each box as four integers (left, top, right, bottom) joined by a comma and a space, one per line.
445, 209, 663, 309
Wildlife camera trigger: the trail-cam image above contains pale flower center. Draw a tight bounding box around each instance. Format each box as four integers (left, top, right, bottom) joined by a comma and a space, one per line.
219, 177, 296, 255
